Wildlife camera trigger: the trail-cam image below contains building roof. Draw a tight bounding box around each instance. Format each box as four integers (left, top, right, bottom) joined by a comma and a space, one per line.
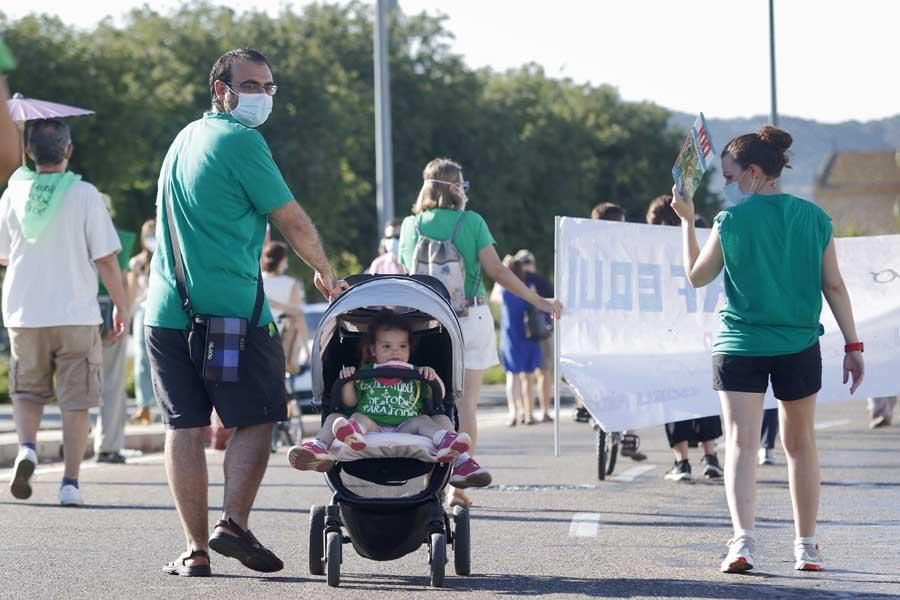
816, 150, 900, 193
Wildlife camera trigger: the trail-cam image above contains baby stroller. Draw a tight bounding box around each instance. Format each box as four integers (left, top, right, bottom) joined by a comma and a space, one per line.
306, 274, 471, 587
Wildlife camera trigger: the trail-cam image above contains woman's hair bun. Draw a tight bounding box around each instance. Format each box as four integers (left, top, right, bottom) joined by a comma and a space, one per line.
758, 125, 792, 151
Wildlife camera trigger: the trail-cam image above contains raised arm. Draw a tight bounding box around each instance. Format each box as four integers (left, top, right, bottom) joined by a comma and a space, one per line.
671, 184, 724, 287
269, 201, 347, 301
820, 238, 864, 393
479, 245, 562, 319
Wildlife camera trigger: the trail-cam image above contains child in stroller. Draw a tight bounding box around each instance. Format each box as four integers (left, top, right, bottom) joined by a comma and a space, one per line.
288, 309, 471, 472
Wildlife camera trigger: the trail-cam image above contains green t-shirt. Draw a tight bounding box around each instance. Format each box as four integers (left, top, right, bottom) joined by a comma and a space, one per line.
145, 112, 293, 329
98, 229, 136, 295
0, 37, 15, 72
354, 364, 424, 426
398, 208, 496, 298
713, 194, 833, 356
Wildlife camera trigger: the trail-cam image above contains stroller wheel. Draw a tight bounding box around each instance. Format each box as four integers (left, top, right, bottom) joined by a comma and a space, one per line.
452, 505, 471, 576
326, 531, 341, 587
308, 505, 325, 575
429, 532, 446, 588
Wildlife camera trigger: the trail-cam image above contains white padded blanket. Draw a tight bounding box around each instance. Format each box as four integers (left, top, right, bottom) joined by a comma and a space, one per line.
329, 432, 438, 463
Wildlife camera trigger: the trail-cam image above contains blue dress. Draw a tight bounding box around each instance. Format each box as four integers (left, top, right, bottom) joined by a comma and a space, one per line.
499, 289, 542, 374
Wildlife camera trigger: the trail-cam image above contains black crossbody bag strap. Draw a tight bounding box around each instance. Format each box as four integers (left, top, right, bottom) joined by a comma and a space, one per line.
163, 195, 265, 327
163, 191, 194, 320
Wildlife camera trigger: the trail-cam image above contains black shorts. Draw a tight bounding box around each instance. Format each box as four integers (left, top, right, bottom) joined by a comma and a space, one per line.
146, 325, 287, 429
712, 342, 822, 401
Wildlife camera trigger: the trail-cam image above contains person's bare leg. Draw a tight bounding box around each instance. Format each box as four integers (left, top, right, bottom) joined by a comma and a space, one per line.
220, 423, 273, 531
701, 439, 718, 455
12, 398, 43, 445
778, 394, 820, 538
165, 427, 210, 566
520, 372, 535, 421
60, 409, 91, 480
460, 368, 484, 454
504, 371, 518, 424
671, 440, 689, 462
538, 368, 552, 418
719, 391, 765, 534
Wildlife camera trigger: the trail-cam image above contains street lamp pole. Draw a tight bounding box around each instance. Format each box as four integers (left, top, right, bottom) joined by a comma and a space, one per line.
374, 0, 396, 235
769, 0, 778, 126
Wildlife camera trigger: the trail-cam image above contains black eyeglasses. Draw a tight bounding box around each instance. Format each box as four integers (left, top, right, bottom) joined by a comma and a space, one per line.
223, 80, 278, 96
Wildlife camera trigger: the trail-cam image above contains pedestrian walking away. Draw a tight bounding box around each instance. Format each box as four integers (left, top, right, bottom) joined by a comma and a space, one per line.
94, 198, 137, 464
398, 157, 563, 507
129, 218, 158, 425
146, 48, 346, 578
1, 118, 128, 507
671, 125, 865, 574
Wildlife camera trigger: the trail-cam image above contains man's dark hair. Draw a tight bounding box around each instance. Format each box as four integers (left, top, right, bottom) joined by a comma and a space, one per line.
646, 195, 680, 226
591, 202, 625, 221
209, 48, 271, 111
26, 119, 71, 166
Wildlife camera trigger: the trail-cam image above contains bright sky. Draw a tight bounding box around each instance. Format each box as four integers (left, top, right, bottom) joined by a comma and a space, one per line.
5, 0, 898, 123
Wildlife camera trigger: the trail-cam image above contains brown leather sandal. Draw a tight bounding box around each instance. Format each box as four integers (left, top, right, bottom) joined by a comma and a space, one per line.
163, 549, 211, 577
208, 518, 283, 573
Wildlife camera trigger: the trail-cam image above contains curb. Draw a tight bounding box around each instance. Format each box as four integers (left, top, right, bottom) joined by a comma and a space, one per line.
1, 386, 576, 467
0, 425, 167, 468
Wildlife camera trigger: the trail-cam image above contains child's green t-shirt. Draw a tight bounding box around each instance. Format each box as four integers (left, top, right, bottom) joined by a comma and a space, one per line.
353, 363, 424, 426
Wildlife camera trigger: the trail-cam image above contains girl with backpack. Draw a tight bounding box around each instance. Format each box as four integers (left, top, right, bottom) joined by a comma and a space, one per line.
398, 158, 562, 507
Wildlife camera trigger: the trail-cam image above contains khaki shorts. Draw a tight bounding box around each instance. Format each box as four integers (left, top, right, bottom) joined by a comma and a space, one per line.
458, 304, 499, 370
8, 326, 103, 410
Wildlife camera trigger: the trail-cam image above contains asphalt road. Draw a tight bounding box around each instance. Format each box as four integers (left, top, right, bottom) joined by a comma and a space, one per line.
1, 399, 897, 600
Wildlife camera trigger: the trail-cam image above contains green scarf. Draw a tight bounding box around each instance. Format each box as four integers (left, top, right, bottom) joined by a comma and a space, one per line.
9, 167, 81, 243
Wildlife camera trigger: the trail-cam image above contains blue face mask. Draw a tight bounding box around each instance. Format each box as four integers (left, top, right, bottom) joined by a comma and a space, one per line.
722, 181, 752, 207
722, 169, 757, 207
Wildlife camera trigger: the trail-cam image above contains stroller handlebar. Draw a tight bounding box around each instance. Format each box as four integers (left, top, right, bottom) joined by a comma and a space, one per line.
330, 367, 445, 416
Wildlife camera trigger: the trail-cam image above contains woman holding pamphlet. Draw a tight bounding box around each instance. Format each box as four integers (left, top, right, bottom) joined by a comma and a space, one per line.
670, 126, 865, 574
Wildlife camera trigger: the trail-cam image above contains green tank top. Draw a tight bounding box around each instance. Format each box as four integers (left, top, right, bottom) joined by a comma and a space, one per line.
713, 194, 832, 356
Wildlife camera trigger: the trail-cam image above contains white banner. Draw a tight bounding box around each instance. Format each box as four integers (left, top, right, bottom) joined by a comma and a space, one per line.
556, 217, 900, 432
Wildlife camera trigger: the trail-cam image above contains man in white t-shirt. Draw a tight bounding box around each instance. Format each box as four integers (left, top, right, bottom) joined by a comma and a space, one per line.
0, 119, 129, 506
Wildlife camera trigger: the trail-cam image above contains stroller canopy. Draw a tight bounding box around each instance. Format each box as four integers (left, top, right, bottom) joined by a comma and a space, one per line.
311, 276, 465, 403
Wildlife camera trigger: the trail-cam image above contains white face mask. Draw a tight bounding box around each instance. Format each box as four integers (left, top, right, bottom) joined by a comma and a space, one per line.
228, 87, 273, 128
143, 235, 157, 253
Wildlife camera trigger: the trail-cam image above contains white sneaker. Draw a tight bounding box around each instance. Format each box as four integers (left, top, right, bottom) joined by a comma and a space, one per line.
9, 447, 37, 500
758, 448, 774, 465
721, 535, 755, 573
59, 484, 83, 507
794, 540, 824, 571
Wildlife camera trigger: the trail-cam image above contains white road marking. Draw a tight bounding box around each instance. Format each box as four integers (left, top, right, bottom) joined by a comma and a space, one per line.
568, 512, 601, 537
609, 464, 657, 482
814, 419, 851, 430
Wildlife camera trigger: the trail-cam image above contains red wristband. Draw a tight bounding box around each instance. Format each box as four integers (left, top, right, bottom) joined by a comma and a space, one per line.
844, 342, 864, 353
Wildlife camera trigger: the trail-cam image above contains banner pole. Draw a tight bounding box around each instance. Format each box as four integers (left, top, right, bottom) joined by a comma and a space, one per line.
553, 216, 561, 457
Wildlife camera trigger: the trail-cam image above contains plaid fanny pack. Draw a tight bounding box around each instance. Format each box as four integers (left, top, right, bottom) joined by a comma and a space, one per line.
190, 315, 249, 383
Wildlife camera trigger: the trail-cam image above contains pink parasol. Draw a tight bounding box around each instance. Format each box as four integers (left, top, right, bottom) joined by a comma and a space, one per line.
6, 93, 94, 165
7, 92, 94, 122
